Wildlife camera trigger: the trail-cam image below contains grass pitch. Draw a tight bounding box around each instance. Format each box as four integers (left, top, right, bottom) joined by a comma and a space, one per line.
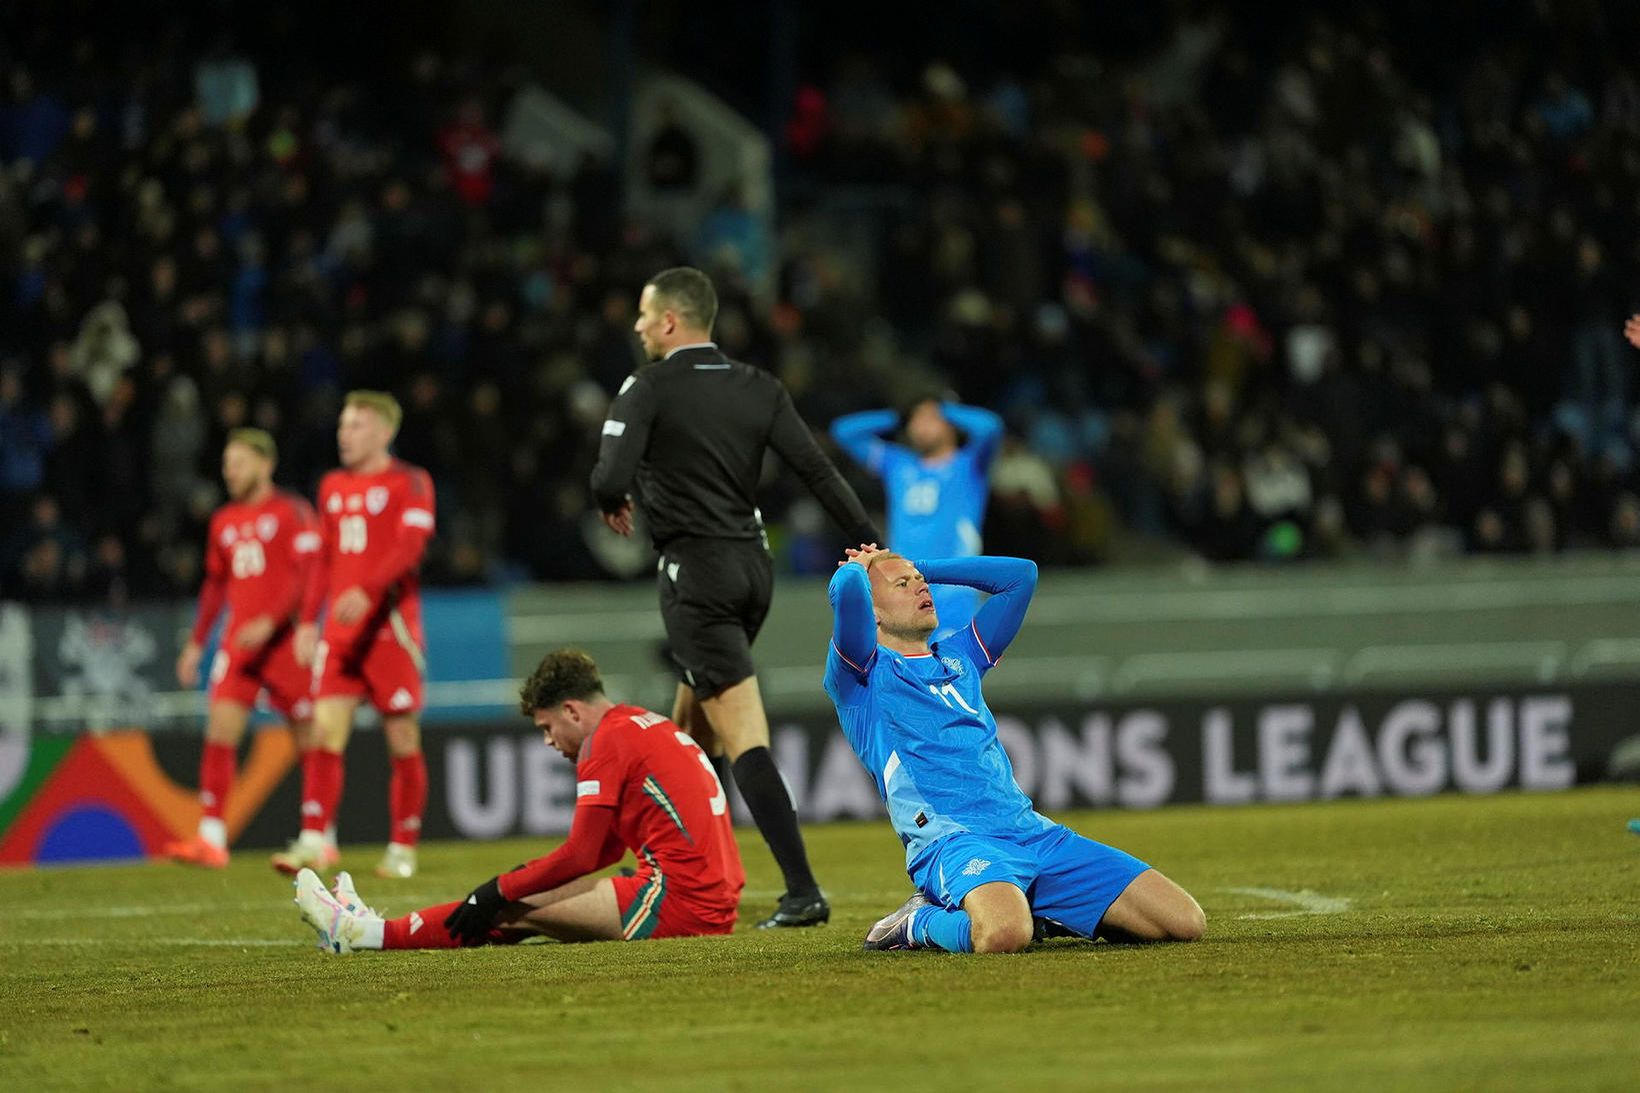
2, 787, 1636, 1091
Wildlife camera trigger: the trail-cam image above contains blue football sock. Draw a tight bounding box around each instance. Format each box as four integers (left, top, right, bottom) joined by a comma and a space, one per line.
911, 906, 973, 952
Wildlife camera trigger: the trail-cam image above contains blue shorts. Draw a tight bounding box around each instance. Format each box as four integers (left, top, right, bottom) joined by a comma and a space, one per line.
910, 824, 1150, 939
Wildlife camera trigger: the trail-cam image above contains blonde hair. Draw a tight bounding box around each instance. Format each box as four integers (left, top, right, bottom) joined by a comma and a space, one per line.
864, 550, 905, 571
226, 427, 277, 462
344, 390, 403, 433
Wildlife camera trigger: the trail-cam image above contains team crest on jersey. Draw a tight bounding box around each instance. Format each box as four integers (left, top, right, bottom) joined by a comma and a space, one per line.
346, 494, 363, 512
256, 514, 279, 541
219, 525, 238, 546
940, 656, 966, 677
366, 486, 389, 515
327, 493, 343, 513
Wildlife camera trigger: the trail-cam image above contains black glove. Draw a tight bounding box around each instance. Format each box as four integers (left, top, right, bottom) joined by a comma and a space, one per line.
443, 876, 505, 946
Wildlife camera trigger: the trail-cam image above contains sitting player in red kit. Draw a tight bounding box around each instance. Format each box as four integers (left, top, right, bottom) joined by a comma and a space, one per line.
293, 649, 745, 951
271, 390, 435, 879
164, 429, 322, 869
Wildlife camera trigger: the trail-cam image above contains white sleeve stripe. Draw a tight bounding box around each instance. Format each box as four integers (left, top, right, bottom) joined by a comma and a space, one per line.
602, 420, 626, 437
576, 780, 601, 798
401, 509, 435, 529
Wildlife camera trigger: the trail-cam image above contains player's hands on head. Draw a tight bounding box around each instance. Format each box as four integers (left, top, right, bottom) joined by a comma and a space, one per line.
176, 641, 203, 687
293, 623, 318, 667
601, 499, 635, 538
332, 586, 371, 625
839, 543, 883, 569
444, 876, 506, 946
233, 614, 276, 650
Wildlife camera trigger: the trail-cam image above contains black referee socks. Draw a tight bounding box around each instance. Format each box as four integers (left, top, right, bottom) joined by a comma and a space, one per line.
731, 746, 820, 898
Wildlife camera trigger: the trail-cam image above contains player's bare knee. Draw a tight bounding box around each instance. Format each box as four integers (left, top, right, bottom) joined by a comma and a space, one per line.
1169, 898, 1206, 942
971, 916, 1033, 954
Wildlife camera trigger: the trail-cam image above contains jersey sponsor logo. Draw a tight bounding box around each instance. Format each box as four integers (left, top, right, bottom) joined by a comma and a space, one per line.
401, 508, 434, 529
366, 486, 389, 515
327, 493, 343, 513
576, 779, 601, 798
940, 656, 966, 677
220, 526, 238, 546
346, 494, 363, 512
961, 857, 992, 876
256, 514, 279, 541
389, 688, 414, 710
602, 419, 626, 437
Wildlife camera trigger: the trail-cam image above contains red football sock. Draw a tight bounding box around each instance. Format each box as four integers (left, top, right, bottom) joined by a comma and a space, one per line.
389, 752, 427, 847
383, 902, 464, 949
199, 741, 237, 820
302, 749, 344, 835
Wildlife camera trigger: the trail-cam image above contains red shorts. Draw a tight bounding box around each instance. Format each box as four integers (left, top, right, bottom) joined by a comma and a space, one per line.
208, 630, 314, 722
611, 872, 737, 940
313, 624, 425, 715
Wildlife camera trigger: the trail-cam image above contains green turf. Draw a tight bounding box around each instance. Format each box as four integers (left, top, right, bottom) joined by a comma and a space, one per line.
2, 788, 1636, 1091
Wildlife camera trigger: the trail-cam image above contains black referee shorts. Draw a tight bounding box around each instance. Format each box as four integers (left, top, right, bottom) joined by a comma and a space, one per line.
656, 536, 774, 699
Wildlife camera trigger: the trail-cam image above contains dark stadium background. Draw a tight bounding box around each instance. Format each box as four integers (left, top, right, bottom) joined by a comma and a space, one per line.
1, 0, 1638, 836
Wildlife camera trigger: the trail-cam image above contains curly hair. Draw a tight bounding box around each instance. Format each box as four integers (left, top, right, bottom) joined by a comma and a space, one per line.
518, 649, 605, 714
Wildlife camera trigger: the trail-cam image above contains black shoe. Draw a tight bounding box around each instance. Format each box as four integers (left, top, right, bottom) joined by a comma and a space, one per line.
1032, 915, 1078, 942
756, 891, 830, 928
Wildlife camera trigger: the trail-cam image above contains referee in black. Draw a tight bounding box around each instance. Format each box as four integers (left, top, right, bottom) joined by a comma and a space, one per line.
591, 267, 881, 928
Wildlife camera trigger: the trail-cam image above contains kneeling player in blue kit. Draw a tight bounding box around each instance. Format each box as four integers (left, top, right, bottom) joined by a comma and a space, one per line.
825, 545, 1205, 952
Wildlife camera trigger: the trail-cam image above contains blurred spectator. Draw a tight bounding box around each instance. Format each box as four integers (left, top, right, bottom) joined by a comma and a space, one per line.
6, 2, 1640, 601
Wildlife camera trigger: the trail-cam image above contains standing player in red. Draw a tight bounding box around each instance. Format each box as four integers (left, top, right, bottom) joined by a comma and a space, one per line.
165, 429, 322, 869
271, 391, 435, 880
293, 649, 744, 951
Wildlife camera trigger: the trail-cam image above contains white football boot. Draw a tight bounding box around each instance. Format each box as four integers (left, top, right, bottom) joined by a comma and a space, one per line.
374, 842, 417, 880
294, 868, 372, 954
330, 870, 378, 917
270, 830, 340, 876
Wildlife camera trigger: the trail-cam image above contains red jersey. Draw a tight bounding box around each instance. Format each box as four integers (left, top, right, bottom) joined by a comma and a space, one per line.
303, 459, 435, 650
500, 704, 745, 923
191, 489, 321, 646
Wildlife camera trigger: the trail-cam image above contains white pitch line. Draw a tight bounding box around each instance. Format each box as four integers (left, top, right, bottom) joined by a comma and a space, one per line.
0, 937, 293, 947
1221, 886, 1353, 919
7, 895, 450, 920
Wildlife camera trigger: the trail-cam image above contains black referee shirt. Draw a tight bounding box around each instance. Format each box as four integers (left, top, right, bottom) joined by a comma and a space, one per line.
591, 344, 881, 551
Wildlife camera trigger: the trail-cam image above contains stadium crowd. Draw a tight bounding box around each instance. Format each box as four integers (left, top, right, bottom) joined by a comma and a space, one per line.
4, 3, 1640, 605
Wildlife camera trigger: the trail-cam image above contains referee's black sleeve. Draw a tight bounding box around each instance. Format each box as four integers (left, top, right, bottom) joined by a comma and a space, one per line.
590, 374, 656, 513
767, 385, 883, 548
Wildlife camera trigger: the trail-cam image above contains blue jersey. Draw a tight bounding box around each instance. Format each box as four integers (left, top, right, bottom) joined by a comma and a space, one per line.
829, 404, 1003, 565
823, 556, 1049, 870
